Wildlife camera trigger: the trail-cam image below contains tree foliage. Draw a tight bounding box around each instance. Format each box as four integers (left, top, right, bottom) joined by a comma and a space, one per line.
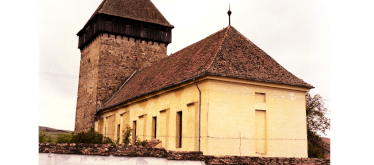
306, 93, 330, 136
306, 92, 330, 158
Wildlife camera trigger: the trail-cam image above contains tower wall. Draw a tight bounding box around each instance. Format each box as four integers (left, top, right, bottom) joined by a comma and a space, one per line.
75, 33, 167, 132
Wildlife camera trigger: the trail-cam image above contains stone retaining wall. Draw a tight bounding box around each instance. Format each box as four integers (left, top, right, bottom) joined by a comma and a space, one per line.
39, 143, 330, 164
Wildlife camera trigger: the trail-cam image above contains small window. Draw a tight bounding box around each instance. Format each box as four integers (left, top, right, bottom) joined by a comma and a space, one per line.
255, 93, 266, 103
117, 124, 121, 141
152, 116, 157, 139
132, 121, 137, 144
176, 111, 182, 148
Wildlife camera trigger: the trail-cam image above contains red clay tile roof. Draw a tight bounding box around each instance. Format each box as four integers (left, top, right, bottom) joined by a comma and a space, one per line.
99, 26, 313, 111
87, 0, 173, 27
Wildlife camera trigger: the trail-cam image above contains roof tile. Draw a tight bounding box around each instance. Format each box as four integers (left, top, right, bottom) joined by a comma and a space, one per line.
99, 26, 313, 111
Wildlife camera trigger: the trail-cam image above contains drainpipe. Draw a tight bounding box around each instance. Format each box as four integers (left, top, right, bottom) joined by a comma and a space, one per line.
193, 78, 201, 152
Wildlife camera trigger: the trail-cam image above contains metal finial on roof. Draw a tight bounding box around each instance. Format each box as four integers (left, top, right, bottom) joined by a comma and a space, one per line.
227, 3, 232, 26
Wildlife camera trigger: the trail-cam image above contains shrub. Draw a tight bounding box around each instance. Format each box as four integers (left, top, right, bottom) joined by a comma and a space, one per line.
39, 131, 53, 143
134, 136, 148, 147
70, 128, 103, 144
102, 137, 115, 145
56, 133, 74, 143
122, 125, 148, 146
122, 125, 132, 145
54, 127, 115, 145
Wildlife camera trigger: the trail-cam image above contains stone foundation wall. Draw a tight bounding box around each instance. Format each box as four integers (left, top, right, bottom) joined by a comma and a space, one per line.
75, 33, 168, 133
39, 143, 330, 165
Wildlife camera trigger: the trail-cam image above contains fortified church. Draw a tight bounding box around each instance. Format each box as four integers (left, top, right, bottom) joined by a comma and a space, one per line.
74, 0, 313, 158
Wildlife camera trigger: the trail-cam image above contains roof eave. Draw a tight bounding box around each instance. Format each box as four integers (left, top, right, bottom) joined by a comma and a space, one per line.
96, 72, 313, 114
96, 72, 207, 114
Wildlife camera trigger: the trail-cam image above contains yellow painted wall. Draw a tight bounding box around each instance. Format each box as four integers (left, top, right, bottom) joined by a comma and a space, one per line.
95, 76, 309, 158
96, 80, 205, 151
206, 77, 309, 157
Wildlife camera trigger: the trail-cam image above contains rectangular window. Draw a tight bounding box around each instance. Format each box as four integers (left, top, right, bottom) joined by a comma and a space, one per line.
132, 120, 137, 144
255, 93, 266, 103
255, 93, 267, 110
152, 116, 157, 139
117, 124, 121, 142
176, 111, 182, 148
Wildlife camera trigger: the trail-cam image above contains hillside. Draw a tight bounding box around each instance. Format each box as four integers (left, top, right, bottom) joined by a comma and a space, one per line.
39, 126, 73, 143
39, 126, 73, 133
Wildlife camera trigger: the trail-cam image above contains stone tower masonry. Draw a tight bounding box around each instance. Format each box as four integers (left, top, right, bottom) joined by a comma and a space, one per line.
74, 0, 173, 132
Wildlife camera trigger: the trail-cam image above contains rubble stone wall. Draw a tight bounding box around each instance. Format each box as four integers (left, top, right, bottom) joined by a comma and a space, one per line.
39, 143, 330, 165
75, 33, 168, 133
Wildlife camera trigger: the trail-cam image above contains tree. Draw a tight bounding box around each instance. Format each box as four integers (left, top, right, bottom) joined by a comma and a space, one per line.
306, 92, 330, 158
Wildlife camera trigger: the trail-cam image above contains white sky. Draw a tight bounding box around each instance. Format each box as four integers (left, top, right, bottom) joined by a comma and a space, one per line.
3, 0, 374, 164
38, 0, 330, 135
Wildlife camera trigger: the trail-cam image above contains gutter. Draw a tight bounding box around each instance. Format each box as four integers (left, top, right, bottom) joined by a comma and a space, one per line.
193, 78, 201, 152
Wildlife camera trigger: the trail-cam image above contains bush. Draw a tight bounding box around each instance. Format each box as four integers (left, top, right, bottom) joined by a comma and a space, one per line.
134, 136, 148, 146
54, 127, 115, 145
39, 131, 53, 143
123, 125, 132, 145
70, 128, 104, 144
122, 125, 148, 146
56, 133, 74, 143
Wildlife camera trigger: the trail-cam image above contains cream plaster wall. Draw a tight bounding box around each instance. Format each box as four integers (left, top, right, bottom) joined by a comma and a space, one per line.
96, 80, 205, 152
205, 77, 309, 157
95, 76, 309, 158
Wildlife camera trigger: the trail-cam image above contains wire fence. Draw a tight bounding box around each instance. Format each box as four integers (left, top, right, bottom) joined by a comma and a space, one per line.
101, 134, 307, 141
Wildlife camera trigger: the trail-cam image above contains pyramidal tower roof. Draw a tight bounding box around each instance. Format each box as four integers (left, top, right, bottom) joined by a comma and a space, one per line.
99, 26, 313, 111
87, 0, 173, 28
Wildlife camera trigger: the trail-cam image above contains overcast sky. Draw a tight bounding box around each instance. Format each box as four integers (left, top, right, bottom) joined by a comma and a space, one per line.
38, 0, 331, 136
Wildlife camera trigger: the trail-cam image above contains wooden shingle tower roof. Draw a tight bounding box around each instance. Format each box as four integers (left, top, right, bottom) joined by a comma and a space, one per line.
77, 0, 173, 50
87, 0, 173, 28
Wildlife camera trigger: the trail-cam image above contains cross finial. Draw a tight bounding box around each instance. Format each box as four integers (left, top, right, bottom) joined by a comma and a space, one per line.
227, 3, 232, 26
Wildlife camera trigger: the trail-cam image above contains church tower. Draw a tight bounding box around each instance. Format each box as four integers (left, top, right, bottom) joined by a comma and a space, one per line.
74, 0, 173, 132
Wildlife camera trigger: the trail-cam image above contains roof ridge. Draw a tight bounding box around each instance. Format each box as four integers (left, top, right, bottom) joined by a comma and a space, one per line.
206, 26, 231, 72
166, 26, 230, 59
